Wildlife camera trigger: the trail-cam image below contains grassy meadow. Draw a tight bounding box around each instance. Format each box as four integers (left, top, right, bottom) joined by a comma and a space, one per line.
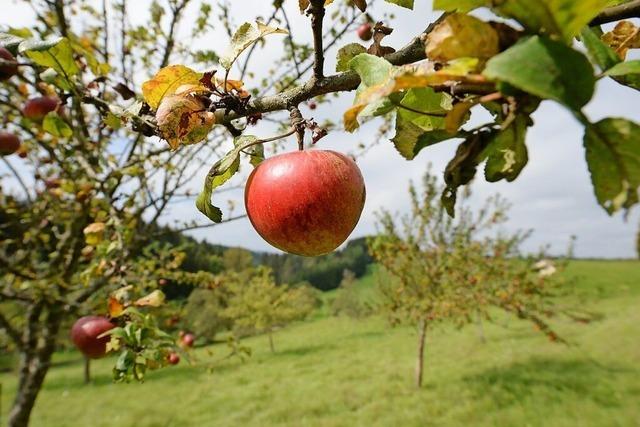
1, 260, 639, 427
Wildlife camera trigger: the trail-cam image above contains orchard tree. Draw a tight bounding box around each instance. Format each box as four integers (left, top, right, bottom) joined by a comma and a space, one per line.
222, 267, 316, 352
1, 0, 639, 426
368, 170, 587, 388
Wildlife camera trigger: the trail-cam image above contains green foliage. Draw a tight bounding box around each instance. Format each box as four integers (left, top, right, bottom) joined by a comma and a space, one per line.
259, 237, 374, 291
196, 135, 259, 223
369, 168, 572, 339
583, 118, 640, 214
183, 287, 233, 343
483, 36, 595, 110
331, 270, 373, 318
222, 268, 315, 348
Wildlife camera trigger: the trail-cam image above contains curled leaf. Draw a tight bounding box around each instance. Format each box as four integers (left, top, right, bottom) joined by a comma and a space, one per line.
601, 21, 640, 60
155, 92, 215, 150
220, 21, 287, 70
196, 135, 259, 222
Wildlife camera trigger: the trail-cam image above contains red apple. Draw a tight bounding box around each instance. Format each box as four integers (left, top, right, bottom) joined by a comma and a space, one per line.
181, 333, 195, 347
244, 150, 366, 256
167, 352, 180, 365
70, 316, 115, 359
0, 47, 17, 81
22, 96, 60, 121
357, 23, 373, 41
308, 101, 317, 110
0, 132, 20, 155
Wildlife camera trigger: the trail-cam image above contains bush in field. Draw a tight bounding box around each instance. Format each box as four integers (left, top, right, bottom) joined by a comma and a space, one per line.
331, 270, 373, 318
222, 268, 316, 352
183, 287, 234, 343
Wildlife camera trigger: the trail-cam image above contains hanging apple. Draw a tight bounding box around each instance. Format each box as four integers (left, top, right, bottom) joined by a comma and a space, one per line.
245, 150, 366, 257
70, 316, 115, 359
0, 132, 20, 155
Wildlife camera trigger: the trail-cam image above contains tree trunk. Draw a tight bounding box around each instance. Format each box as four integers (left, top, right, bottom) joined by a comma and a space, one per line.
7, 351, 54, 427
7, 309, 61, 427
268, 329, 275, 353
415, 319, 427, 388
476, 311, 486, 344
84, 357, 91, 384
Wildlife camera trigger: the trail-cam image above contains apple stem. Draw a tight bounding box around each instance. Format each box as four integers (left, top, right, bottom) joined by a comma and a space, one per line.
289, 106, 306, 151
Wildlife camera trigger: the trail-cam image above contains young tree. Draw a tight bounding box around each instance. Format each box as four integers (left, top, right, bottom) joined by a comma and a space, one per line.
1, 0, 639, 425
222, 268, 316, 352
368, 170, 577, 388
331, 269, 373, 318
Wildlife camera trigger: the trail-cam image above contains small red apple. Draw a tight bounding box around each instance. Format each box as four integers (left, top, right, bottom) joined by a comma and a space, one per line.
167, 352, 180, 365
0, 132, 20, 155
0, 47, 18, 81
357, 23, 373, 41
308, 101, 317, 110
70, 316, 115, 359
245, 150, 366, 256
158, 278, 168, 286
181, 333, 195, 347
22, 96, 60, 121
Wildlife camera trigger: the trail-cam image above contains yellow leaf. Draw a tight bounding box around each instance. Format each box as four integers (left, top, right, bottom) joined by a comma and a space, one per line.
134, 290, 166, 308
426, 13, 499, 62
444, 102, 473, 133
299, 0, 309, 12
83, 222, 105, 245
141, 65, 203, 109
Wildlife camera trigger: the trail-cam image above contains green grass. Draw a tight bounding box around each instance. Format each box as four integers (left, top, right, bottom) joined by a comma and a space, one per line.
2, 260, 640, 427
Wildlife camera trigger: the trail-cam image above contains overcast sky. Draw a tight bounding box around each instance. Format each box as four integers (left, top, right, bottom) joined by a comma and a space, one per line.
3, 1, 639, 258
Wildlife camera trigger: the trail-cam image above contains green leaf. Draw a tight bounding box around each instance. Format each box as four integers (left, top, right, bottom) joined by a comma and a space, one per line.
385, 0, 414, 9
336, 43, 366, 72
604, 60, 640, 77
580, 26, 620, 72
483, 115, 530, 182
220, 21, 287, 70
42, 112, 72, 138
349, 53, 394, 88
584, 118, 640, 214
492, 0, 612, 43
442, 132, 491, 216
0, 32, 24, 53
605, 60, 640, 90
247, 143, 264, 167
196, 135, 259, 222
484, 36, 595, 111
432, 0, 485, 12
19, 37, 79, 78
391, 88, 454, 159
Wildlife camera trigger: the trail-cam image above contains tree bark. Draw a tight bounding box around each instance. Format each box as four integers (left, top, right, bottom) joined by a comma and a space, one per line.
7, 309, 61, 427
84, 357, 91, 384
476, 311, 486, 344
268, 329, 275, 353
415, 319, 427, 388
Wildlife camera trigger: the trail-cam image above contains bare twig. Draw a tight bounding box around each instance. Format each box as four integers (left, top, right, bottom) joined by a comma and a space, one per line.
309, 0, 326, 79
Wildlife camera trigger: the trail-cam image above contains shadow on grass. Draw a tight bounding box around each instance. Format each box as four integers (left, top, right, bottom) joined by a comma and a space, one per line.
274, 343, 335, 357
462, 357, 636, 408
